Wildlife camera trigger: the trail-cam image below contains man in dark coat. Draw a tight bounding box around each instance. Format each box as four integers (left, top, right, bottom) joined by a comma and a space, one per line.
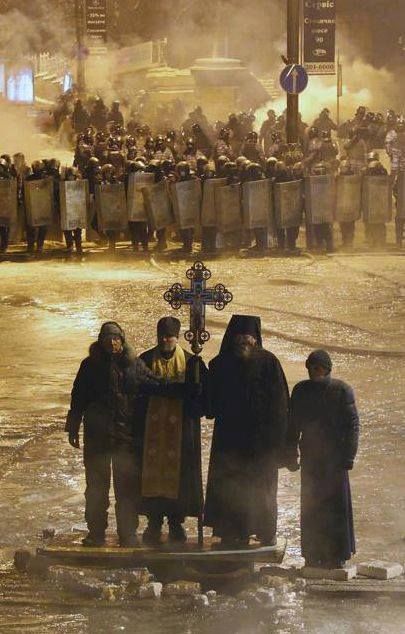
204, 315, 290, 548
287, 349, 359, 568
108, 101, 124, 127
90, 98, 108, 132
136, 317, 207, 545
66, 322, 159, 547
72, 99, 90, 134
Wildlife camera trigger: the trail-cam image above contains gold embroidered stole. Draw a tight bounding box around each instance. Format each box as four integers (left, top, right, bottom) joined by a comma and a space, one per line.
141, 345, 186, 499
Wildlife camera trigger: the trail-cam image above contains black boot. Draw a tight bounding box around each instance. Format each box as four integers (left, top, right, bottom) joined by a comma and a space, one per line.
168, 522, 187, 544
143, 515, 163, 546
82, 532, 106, 547
119, 534, 139, 548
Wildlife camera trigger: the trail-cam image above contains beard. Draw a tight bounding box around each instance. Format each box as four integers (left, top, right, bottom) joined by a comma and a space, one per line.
159, 341, 177, 358
232, 342, 255, 359
160, 342, 176, 352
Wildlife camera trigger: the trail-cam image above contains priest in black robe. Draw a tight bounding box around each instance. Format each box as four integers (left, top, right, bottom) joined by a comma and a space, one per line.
287, 349, 359, 568
135, 317, 207, 545
204, 315, 290, 547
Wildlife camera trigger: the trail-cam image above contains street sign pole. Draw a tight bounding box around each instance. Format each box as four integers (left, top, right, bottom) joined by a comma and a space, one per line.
336, 49, 343, 127
287, 0, 300, 144
75, 0, 86, 95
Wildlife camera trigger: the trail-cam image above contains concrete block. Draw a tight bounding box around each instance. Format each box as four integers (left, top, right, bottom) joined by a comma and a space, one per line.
71, 524, 87, 533
357, 561, 404, 580
259, 564, 296, 578
138, 582, 163, 599
259, 574, 292, 589
301, 565, 357, 581
193, 594, 209, 608
163, 580, 201, 597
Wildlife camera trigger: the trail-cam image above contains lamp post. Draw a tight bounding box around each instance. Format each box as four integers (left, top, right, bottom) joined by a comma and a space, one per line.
75, 0, 86, 95
286, 0, 300, 144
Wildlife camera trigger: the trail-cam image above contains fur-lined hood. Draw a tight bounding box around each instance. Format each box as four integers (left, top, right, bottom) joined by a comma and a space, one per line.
88, 341, 138, 367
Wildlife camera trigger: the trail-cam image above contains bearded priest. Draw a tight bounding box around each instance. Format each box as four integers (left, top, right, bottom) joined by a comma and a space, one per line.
136, 317, 207, 545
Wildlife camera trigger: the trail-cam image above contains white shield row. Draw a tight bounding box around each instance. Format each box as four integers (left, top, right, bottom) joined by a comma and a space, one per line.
0, 174, 396, 231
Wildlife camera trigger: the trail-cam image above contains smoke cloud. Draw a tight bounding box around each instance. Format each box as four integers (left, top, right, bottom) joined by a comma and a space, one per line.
0, 102, 68, 164
256, 55, 400, 129
0, 3, 74, 58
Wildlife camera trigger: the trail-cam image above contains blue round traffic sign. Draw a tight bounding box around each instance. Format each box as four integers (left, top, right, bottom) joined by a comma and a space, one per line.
279, 64, 308, 95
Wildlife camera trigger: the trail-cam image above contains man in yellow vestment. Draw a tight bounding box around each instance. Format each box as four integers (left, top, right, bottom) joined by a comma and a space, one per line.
136, 317, 207, 545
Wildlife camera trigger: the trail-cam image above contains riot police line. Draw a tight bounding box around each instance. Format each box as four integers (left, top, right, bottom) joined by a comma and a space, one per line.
0, 155, 402, 257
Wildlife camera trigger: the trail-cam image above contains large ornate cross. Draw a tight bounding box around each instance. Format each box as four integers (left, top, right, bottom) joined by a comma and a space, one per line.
163, 261, 233, 355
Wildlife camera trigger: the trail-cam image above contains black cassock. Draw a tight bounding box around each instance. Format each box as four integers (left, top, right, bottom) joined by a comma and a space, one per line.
204, 316, 290, 541
289, 377, 359, 564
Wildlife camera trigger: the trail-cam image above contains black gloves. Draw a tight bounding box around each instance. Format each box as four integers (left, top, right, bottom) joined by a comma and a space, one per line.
68, 433, 80, 449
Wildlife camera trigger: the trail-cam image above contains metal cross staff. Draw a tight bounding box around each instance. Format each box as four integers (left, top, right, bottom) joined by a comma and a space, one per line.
163, 261, 233, 548
164, 260, 233, 357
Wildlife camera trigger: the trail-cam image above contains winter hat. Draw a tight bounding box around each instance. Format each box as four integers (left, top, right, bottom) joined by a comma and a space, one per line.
157, 316, 181, 338
98, 321, 125, 342
305, 349, 332, 372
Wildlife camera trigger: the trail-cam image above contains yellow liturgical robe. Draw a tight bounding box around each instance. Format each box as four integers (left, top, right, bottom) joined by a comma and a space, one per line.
141, 345, 186, 499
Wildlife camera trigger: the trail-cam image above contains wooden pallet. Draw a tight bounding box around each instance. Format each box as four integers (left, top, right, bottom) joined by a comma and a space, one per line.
36, 534, 286, 571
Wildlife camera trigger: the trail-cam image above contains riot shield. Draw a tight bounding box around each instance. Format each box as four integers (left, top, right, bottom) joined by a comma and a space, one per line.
215, 183, 242, 233
127, 172, 155, 222
274, 180, 303, 229
0, 179, 17, 229
95, 183, 128, 232
242, 179, 272, 230
201, 178, 227, 227
143, 180, 174, 231
362, 176, 392, 224
60, 180, 89, 231
395, 172, 405, 219
335, 175, 362, 222
304, 175, 336, 224
171, 179, 202, 230
24, 179, 54, 227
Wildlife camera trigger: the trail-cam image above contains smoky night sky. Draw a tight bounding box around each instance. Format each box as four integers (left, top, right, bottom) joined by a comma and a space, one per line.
0, 0, 402, 72
115, 0, 403, 72
339, 0, 403, 69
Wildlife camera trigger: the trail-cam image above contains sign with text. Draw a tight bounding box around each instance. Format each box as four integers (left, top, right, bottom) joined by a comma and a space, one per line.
303, 0, 336, 75
86, 0, 107, 46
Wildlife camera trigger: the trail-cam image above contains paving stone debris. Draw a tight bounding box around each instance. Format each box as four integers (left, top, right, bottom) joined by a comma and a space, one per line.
163, 581, 202, 597
259, 574, 292, 589
301, 566, 357, 581
193, 594, 209, 608
357, 561, 404, 580
259, 564, 301, 578
138, 582, 163, 599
